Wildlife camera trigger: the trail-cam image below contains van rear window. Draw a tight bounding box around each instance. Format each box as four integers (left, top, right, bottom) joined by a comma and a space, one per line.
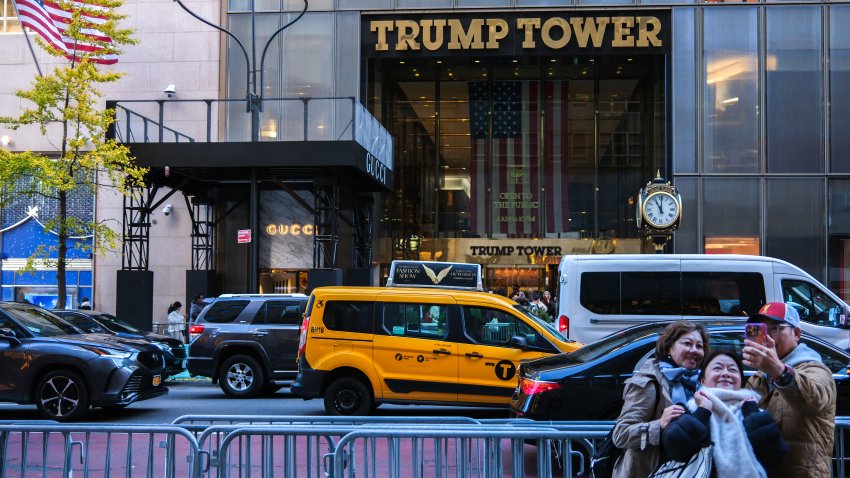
322, 301, 374, 333
580, 271, 765, 316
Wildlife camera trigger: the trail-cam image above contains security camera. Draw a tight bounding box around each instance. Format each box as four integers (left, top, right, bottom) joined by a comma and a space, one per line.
163, 204, 173, 216
164, 84, 176, 97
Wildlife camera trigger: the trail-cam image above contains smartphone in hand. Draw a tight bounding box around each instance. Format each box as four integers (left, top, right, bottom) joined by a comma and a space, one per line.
745, 323, 769, 347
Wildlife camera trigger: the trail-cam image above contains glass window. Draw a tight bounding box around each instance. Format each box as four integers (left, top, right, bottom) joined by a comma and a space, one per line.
766, 7, 822, 173
202, 300, 249, 323
254, 301, 302, 325
580, 272, 620, 314
621, 272, 682, 315
682, 272, 766, 317
672, 9, 696, 173
830, 6, 850, 173
703, 8, 759, 173
766, 178, 825, 281
461, 306, 541, 347
828, 180, 850, 302
65, 315, 107, 333
323, 301, 374, 333
703, 178, 760, 253
782, 280, 843, 327
382, 303, 448, 339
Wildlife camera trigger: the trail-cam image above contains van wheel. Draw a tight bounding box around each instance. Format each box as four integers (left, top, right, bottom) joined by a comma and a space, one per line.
324, 377, 372, 416
219, 355, 265, 398
35, 369, 89, 421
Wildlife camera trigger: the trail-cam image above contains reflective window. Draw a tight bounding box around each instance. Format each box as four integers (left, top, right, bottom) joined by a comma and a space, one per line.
254, 301, 302, 325
621, 272, 681, 315
782, 280, 843, 327
461, 306, 541, 347
703, 178, 760, 252
383, 303, 448, 339
766, 179, 825, 281
766, 7, 822, 173
673, 177, 698, 253
682, 272, 765, 317
323, 301, 374, 333
703, 8, 758, 173
672, 9, 696, 173
202, 301, 249, 323
830, 6, 850, 173
828, 180, 850, 302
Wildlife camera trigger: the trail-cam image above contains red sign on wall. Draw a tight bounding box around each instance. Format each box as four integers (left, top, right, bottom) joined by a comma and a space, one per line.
237, 229, 251, 244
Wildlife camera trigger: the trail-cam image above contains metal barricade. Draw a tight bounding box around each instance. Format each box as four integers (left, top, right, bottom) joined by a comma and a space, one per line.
173, 416, 481, 478
0, 423, 201, 478
331, 426, 610, 478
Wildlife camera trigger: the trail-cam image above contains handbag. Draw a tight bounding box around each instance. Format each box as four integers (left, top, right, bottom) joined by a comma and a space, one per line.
648, 444, 713, 478
591, 380, 661, 478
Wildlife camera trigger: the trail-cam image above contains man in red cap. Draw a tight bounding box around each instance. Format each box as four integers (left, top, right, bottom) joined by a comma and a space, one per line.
742, 302, 836, 478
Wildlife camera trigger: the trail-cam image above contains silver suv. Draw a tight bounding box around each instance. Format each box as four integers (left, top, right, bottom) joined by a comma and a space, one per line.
187, 294, 307, 398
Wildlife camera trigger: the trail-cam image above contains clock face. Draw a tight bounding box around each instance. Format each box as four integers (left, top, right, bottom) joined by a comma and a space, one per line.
643, 192, 680, 228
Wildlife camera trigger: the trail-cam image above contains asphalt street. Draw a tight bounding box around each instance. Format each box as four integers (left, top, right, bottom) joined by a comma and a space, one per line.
0, 378, 511, 424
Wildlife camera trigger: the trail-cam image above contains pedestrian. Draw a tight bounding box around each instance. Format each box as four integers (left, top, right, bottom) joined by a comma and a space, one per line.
529, 292, 549, 320
189, 294, 205, 322
611, 321, 709, 478
660, 350, 787, 478
742, 302, 836, 478
542, 290, 556, 317
167, 301, 186, 343
79, 297, 91, 310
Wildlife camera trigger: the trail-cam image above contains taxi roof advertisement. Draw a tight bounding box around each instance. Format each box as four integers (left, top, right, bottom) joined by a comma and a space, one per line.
362, 10, 672, 58
388, 261, 483, 290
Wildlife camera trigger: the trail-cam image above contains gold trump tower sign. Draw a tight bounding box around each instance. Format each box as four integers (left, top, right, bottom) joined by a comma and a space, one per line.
363, 11, 670, 57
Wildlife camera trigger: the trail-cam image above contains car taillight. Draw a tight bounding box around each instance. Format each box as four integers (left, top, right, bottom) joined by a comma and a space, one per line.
189, 324, 204, 336
520, 377, 561, 396
297, 315, 310, 360
558, 315, 569, 337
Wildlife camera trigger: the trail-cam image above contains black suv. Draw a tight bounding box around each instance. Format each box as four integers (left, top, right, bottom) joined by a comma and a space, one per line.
187, 294, 308, 398
0, 302, 168, 421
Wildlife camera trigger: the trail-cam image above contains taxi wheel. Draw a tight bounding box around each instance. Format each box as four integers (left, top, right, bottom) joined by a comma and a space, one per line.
324, 377, 372, 416
219, 355, 265, 398
35, 369, 90, 422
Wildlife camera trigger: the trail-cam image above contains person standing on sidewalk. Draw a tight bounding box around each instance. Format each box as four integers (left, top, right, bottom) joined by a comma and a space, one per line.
742, 302, 836, 478
167, 301, 186, 343
189, 294, 205, 322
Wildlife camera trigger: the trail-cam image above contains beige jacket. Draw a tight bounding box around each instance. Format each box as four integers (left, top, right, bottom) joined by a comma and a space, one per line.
746, 345, 836, 478
612, 358, 672, 478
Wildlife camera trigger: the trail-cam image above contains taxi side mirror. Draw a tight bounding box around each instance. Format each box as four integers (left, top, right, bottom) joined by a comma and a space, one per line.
509, 335, 528, 350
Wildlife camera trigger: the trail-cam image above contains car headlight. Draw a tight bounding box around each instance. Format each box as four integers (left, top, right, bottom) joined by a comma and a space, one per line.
81, 345, 133, 359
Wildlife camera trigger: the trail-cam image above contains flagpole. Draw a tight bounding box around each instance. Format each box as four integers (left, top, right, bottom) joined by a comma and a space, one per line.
10, 1, 43, 76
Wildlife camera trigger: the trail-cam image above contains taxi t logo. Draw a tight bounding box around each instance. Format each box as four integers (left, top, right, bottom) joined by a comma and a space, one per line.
423, 264, 452, 284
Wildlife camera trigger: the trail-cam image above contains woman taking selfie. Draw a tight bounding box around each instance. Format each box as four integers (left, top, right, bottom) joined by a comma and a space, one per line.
660, 350, 787, 478
611, 321, 710, 477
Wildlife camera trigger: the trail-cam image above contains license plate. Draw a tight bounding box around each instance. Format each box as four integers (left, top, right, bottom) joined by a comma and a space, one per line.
152, 375, 162, 387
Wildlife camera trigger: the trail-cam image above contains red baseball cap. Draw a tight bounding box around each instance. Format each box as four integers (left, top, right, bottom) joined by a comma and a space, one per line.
748, 302, 801, 328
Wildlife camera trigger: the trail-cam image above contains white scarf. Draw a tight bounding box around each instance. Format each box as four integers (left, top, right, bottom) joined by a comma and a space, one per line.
686, 387, 767, 478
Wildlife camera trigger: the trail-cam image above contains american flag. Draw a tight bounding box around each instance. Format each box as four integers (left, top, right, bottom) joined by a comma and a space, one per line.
469, 80, 570, 236
13, 0, 117, 64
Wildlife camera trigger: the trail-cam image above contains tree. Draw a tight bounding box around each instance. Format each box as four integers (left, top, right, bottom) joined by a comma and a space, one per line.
0, 0, 145, 308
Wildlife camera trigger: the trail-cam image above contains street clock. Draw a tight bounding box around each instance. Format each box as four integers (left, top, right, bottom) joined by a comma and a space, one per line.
637, 172, 682, 253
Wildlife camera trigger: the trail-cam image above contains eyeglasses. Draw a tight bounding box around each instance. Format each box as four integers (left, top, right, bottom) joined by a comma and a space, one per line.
767, 324, 794, 336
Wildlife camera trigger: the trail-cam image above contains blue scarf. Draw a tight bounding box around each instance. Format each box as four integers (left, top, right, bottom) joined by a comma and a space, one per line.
658, 359, 702, 405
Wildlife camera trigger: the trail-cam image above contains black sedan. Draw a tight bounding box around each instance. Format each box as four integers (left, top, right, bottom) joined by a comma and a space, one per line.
54, 309, 186, 377
511, 322, 850, 420
0, 302, 168, 421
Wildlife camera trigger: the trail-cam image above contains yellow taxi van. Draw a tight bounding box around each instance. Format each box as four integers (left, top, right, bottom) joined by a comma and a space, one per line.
290, 260, 582, 415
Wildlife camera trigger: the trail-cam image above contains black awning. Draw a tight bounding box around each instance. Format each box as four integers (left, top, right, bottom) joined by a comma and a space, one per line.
127, 140, 393, 192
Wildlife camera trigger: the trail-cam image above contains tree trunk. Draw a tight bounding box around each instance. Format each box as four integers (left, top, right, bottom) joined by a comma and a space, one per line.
57, 189, 67, 309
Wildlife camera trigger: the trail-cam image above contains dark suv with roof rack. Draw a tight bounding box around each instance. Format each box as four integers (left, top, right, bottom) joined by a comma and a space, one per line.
187, 294, 308, 398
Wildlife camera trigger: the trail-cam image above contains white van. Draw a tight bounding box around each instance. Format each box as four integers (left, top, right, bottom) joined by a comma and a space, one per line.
556, 254, 850, 349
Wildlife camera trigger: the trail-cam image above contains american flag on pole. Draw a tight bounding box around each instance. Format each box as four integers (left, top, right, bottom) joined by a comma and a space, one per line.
13, 0, 117, 64
469, 80, 570, 237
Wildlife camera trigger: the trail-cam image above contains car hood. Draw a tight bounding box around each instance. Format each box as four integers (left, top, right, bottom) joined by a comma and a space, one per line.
141, 332, 183, 347
30, 334, 156, 352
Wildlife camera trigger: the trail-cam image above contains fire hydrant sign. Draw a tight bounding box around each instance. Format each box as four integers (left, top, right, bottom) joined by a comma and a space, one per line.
237, 229, 251, 244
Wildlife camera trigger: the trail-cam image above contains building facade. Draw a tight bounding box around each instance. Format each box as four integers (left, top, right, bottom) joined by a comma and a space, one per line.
2, 0, 850, 324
